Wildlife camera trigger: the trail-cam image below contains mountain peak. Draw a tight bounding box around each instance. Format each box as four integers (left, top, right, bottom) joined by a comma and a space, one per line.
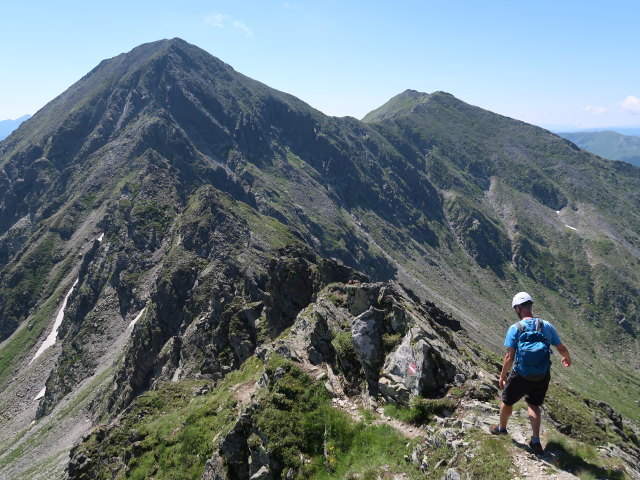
83, 37, 232, 84
361, 89, 457, 123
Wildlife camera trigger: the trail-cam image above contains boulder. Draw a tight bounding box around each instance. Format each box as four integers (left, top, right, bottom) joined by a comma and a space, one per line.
381, 327, 460, 398
442, 468, 461, 480
287, 298, 347, 365
378, 376, 410, 404
351, 307, 385, 372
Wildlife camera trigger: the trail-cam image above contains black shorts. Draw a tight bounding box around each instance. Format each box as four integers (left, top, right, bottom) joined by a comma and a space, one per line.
502, 370, 551, 406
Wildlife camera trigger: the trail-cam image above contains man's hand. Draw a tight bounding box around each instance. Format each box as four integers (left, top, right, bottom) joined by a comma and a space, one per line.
499, 375, 506, 389
556, 344, 572, 367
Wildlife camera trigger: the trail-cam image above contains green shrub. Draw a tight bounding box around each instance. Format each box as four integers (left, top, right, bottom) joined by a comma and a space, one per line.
381, 333, 402, 354
384, 397, 456, 425
332, 331, 357, 363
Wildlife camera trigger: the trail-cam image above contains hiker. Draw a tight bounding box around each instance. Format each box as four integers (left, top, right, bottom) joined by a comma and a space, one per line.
490, 292, 572, 455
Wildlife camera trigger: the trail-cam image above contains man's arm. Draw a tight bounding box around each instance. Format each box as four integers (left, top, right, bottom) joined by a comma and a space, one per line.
499, 348, 515, 389
555, 343, 572, 367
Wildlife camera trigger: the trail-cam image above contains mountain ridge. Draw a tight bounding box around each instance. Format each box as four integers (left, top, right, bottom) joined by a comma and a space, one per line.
1, 38, 639, 479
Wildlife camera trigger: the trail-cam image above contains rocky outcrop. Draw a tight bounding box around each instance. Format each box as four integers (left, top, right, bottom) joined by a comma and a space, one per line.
381, 326, 459, 400
281, 280, 470, 402
201, 455, 229, 480
351, 307, 385, 381
444, 195, 511, 275
65, 271, 640, 480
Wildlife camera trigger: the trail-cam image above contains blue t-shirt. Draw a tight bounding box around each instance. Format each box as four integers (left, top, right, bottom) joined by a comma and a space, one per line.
504, 317, 562, 349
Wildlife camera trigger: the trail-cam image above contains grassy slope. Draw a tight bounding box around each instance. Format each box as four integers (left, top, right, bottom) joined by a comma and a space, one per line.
73, 357, 428, 480
73, 353, 638, 480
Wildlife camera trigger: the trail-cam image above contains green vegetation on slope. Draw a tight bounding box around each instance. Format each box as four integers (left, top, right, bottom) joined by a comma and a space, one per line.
72, 355, 431, 479
1, 38, 640, 479
256, 355, 422, 479
546, 432, 625, 480
0, 285, 65, 390
74, 358, 263, 480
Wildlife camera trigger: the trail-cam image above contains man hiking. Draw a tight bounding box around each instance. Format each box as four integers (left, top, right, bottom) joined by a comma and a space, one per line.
490, 292, 572, 455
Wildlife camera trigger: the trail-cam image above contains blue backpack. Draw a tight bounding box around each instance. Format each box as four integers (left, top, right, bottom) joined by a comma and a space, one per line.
514, 318, 551, 381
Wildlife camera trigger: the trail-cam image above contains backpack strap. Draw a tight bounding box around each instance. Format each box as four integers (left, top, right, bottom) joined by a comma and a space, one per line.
516, 318, 544, 332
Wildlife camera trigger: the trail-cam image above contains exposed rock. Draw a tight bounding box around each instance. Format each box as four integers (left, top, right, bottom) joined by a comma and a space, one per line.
441, 467, 462, 480
453, 373, 466, 385
351, 307, 385, 376
381, 326, 461, 398
379, 375, 410, 404
287, 297, 349, 365
3, 36, 640, 480
218, 410, 253, 480
67, 452, 91, 480
248, 442, 271, 476
249, 466, 272, 480
201, 455, 229, 480
347, 283, 384, 316
466, 380, 498, 402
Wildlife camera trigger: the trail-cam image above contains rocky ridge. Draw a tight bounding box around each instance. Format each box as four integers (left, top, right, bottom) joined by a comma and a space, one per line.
67, 279, 640, 480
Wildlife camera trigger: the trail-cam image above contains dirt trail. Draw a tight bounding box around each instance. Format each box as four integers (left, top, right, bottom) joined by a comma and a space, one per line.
334, 394, 581, 479
457, 400, 579, 480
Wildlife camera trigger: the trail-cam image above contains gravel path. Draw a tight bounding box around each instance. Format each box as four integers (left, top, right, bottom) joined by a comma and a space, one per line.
458, 400, 580, 480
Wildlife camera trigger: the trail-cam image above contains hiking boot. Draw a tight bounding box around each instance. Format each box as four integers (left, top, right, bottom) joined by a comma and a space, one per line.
529, 438, 544, 455
489, 424, 508, 435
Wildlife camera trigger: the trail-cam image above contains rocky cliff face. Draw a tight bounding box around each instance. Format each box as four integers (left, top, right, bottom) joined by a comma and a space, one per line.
1, 38, 640, 479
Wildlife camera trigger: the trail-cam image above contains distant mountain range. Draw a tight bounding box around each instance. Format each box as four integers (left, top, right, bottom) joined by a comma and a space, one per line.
555, 126, 640, 136
558, 130, 640, 167
0, 114, 31, 140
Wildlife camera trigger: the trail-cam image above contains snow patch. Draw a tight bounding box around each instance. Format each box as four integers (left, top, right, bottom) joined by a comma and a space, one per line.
29, 279, 79, 365
564, 224, 578, 231
97, 232, 104, 242
34, 386, 46, 401
128, 308, 146, 330
556, 210, 561, 215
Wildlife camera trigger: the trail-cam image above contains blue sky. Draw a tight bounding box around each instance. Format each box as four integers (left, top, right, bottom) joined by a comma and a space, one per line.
1, 0, 639, 130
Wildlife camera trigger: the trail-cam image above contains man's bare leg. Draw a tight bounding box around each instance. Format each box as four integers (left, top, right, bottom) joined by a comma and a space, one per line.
528, 404, 541, 438
500, 402, 513, 430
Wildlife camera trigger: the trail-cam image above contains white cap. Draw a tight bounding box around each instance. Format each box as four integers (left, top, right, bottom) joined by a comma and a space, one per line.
512, 291, 533, 308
